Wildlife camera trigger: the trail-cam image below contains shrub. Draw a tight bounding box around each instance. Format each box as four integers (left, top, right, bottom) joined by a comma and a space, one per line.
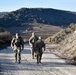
0, 32, 12, 48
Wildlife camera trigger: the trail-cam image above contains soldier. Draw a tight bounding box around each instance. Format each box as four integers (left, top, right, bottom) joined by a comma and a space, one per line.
35, 36, 45, 64
29, 32, 38, 59
11, 33, 24, 64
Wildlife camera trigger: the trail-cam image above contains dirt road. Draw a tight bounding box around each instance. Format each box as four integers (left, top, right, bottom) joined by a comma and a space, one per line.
0, 44, 76, 75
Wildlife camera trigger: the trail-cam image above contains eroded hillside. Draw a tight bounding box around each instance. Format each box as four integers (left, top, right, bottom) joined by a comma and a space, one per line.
47, 23, 76, 64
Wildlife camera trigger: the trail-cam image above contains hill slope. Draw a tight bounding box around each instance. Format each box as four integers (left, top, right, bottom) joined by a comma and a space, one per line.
45, 23, 76, 64
0, 8, 76, 28
45, 23, 76, 44
0, 12, 8, 18
55, 30, 76, 64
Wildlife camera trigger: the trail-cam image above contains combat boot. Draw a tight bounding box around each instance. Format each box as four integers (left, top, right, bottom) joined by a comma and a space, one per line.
18, 61, 21, 64
32, 55, 34, 59
15, 57, 17, 63
39, 60, 41, 63
18, 59, 21, 64
15, 60, 17, 63
37, 61, 39, 64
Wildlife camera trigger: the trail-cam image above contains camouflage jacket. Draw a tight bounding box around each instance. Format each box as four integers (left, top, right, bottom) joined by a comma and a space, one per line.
11, 37, 24, 50
29, 35, 38, 47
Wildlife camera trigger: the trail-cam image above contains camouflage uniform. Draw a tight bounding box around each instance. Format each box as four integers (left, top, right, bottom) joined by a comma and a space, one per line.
29, 35, 38, 59
11, 36, 24, 64
35, 38, 45, 64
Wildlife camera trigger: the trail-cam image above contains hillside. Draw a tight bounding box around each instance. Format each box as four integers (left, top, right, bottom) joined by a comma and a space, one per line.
45, 23, 76, 44
46, 23, 76, 64
0, 8, 76, 28
55, 30, 76, 64
0, 12, 8, 18
7, 23, 62, 40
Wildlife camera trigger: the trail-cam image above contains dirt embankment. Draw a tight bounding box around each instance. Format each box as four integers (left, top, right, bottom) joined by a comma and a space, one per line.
48, 30, 76, 65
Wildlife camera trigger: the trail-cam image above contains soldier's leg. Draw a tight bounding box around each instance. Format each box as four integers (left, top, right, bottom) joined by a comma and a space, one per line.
39, 53, 43, 63
34, 47, 36, 57
37, 54, 39, 64
32, 47, 34, 59
18, 49, 21, 64
14, 50, 17, 62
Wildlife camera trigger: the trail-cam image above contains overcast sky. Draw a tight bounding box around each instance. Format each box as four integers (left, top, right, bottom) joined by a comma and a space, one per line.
0, 0, 76, 12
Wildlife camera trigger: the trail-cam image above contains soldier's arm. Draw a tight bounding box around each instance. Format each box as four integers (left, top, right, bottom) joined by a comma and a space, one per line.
11, 38, 15, 49
42, 41, 46, 51
29, 37, 33, 47
43, 44, 45, 51
29, 37, 31, 44
21, 38, 24, 50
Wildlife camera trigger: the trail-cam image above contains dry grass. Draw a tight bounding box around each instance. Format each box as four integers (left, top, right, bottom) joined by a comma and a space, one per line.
7, 23, 62, 42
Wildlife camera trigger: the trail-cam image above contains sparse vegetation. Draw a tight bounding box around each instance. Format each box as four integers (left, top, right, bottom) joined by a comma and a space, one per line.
45, 23, 76, 44
0, 8, 76, 28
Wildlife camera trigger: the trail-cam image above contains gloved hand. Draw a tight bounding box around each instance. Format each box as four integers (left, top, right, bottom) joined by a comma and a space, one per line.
21, 47, 24, 51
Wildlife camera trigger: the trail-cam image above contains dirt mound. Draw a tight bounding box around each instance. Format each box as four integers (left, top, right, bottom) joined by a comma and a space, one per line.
56, 30, 76, 64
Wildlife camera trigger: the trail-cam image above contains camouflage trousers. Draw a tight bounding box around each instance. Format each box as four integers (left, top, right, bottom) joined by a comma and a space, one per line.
31, 47, 36, 59
14, 49, 21, 63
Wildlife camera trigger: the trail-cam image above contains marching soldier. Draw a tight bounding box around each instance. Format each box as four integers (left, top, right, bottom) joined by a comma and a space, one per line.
11, 33, 24, 64
29, 32, 38, 59
35, 36, 45, 64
